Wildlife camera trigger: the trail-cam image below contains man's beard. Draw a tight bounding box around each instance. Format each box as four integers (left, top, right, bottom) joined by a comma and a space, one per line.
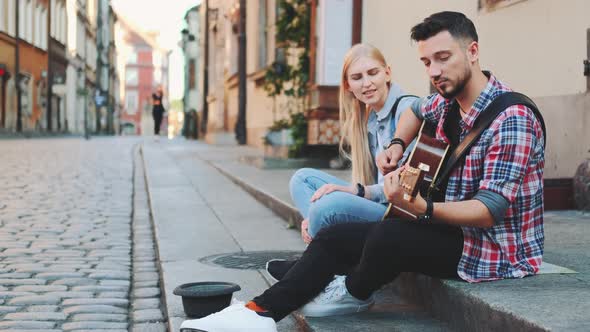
436, 66, 472, 99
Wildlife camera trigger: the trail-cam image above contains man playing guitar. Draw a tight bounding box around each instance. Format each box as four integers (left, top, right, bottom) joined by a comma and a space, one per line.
378, 11, 545, 282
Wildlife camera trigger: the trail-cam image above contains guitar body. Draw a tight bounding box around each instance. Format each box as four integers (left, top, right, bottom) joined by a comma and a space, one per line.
383, 122, 449, 220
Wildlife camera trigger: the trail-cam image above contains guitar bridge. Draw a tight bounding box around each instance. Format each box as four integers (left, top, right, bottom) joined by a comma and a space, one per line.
418, 162, 430, 172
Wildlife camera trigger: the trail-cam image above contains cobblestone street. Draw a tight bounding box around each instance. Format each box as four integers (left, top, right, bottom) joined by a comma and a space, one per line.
0, 137, 165, 331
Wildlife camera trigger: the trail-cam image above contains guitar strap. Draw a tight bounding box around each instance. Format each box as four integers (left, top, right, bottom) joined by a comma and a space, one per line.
430, 92, 546, 195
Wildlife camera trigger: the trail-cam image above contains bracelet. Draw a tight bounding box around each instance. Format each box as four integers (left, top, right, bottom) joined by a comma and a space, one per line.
356, 183, 365, 198
418, 196, 434, 223
386, 138, 406, 152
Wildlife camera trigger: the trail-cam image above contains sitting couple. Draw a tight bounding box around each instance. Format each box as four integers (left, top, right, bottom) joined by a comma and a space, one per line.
182, 11, 545, 331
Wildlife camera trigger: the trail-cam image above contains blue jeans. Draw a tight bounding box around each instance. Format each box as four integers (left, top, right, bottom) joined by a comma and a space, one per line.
289, 168, 387, 238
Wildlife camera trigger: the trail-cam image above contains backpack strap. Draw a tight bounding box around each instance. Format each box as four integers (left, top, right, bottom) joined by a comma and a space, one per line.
433, 92, 546, 191
390, 94, 419, 121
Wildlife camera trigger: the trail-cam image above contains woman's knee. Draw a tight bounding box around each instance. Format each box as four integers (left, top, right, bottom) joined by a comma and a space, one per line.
289, 168, 316, 194
307, 195, 342, 237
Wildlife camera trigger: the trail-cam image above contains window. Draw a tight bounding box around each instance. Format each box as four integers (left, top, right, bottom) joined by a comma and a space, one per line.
77, 20, 85, 56
153, 52, 161, 67
125, 68, 138, 85
42, 8, 48, 49
274, 1, 286, 64
257, 0, 268, 69
127, 52, 137, 64
0, 1, 5, 32
125, 90, 138, 114
18, 0, 25, 39
50, 0, 56, 37
34, 5, 41, 47
154, 68, 162, 86
8, 0, 15, 36
61, 4, 67, 43
26, 0, 33, 42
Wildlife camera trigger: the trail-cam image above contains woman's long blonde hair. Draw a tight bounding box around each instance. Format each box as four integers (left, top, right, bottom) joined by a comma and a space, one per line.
339, 44, 390, 185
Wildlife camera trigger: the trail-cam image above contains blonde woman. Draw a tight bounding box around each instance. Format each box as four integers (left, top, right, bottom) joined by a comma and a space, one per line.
288, 44, 418, 243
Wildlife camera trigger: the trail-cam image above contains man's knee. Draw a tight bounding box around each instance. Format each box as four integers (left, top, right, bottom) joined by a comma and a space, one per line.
363, 222, 406, 254
312, 222, 352, 244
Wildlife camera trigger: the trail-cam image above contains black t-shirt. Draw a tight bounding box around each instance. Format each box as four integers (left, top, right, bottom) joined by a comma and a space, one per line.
430, 104, 463, 202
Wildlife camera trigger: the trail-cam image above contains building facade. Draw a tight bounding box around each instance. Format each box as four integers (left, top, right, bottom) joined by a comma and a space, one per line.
48, 0, 68, 132
196, 0, 351, 148
65, 0, 86, 135
115, 15, 170, 135
196, 0, 285, 146
0, 0, 17, 132
181, 5, 201, 120
17, 0, 50, 131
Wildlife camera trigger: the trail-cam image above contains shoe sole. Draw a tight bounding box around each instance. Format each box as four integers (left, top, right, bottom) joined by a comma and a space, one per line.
264, 259, 283, 283
300, 301, 374, 317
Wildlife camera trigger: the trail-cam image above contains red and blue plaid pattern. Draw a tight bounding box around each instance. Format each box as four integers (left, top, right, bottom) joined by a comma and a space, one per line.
421, 73, 545, 282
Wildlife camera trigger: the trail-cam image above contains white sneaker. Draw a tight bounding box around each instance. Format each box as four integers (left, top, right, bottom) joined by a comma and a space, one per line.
180, 300, 277, 332
299, 275, 374, 317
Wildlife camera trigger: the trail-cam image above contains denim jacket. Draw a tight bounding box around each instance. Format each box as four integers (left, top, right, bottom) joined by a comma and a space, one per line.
365, 83, 418, 204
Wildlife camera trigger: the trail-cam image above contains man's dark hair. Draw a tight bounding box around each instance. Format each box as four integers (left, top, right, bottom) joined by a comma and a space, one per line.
410, 11, 478, 43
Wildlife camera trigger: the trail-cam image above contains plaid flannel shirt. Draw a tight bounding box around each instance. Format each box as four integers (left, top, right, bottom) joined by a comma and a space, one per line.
419, 72, 545, 282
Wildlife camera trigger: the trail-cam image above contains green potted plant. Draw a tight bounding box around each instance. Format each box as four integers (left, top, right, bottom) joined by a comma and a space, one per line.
262, 0, 310, 159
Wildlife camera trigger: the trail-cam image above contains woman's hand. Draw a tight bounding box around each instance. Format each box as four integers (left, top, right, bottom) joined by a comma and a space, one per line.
300, 219, 312, 244
310, 184, 357, 202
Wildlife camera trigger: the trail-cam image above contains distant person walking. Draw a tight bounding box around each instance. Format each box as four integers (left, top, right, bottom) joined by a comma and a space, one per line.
152, 86, 165, 135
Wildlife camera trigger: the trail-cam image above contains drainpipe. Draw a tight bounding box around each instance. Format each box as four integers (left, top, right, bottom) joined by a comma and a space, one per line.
200, 0, 209, 136
47, 1, 53, 132
235, 0, 246, 145
15, 1, 22, 132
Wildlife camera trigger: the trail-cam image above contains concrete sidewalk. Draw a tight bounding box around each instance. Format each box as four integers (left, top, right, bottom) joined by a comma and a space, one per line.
141, 139, 306, 331
142, 137, 590, 331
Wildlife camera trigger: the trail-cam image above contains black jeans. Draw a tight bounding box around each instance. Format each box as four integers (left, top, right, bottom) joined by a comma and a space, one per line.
253, 220, 463, 322
153, 111, 163, 135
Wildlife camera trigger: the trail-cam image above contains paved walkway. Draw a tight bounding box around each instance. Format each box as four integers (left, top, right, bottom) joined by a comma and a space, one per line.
141, 138, 307, 331
0, 137, 166, 331
145, 137, 590, 332
2, 136, 588, 331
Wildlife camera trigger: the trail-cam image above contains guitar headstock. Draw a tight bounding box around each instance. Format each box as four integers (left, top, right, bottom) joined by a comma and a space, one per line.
399, 163, 430, 202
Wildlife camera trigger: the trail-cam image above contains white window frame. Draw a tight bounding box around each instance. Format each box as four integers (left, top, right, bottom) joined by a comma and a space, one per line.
34, 5, 41, 47
127, 51, 137, 64
8, 0, 16, 36
50, 0, 56, 38
125, 90, 138, 114
18, 0, 25, 39
41, 8, 48, 49
26, 0, 33, 43
61, 4, 67, 43
125, 68, 138, 85
0, 1, 5, 33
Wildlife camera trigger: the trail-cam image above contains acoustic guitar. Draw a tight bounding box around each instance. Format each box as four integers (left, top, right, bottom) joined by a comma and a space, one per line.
382, 121, 449, 220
